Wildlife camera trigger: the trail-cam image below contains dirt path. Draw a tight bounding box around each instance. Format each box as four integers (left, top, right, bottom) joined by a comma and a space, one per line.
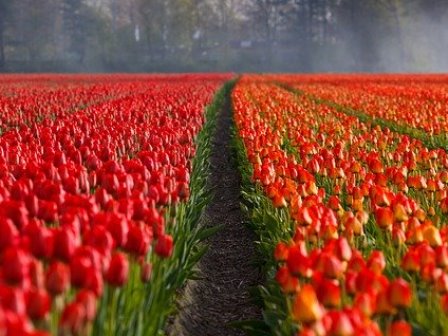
169, 88, 262, 336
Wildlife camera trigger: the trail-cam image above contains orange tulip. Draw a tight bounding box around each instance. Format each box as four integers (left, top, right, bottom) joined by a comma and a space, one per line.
374, 207, 394, 229
292, 284, 324, 324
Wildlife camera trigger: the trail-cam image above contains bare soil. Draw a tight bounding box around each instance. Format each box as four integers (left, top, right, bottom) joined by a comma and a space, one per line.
168, 89, 262, 336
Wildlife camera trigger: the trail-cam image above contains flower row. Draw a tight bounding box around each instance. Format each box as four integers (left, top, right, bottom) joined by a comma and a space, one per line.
0, 74, 229, 335
234, 75, 448, 335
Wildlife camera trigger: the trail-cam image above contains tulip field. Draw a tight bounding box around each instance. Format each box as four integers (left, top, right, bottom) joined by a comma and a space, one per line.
0, 74, 232, 335
233, 74, 448, 336
1, 73, 448, 336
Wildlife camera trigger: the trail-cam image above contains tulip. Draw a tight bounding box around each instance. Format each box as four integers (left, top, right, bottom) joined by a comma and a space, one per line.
435, 245, 448, 268
316, 253, 344, 279
125, 224, 151, 256
387, 278, 412, 308
53, 228, 77, 262
155, 234, 173, 258
76, 290, 97, 321
2, 247, 30, 284
334, 237, 352, 262
26, 288, 51, 320
105, 252, 129, 287
440, 294, 448, 315
374, 207, 394, 229
393, 203, 409, 222
287, 245, 311, 278
274, 241, 289, 262
328, 311, 355, 336
59, 302, 86, 335
375, 289, 396, 315
435, 272, 448, 294
387, 320, 412, 336
423, 225, 442, 247
46, 261, 70, 296
140, 262, 152, 283
353, 292, 376, 318
367, 251, 386, 275
105, 213, 129, 248
275, 266, 299, 294
0, 218, 19, 251
292, 284, 324, 324
316, 278, 341, 308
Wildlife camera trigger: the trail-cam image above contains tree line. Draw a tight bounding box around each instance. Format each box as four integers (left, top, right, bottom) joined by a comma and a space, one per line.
0, 0, 446, 72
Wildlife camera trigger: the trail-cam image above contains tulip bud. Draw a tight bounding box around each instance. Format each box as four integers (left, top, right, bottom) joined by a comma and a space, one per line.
374, 207, 394, 229
353, 292, 376, 318
388, 278, 412, 308
435, 272, 448, 294
105, 214, 129, 248
423, 225, 442, 247
292, 284, 324, 324
105, 253, 129, 287
0, 218, 19, 251
328, 311, 355, 336
26, 288, 51, 320
401, 250, 420, 273
2, 247, 30, 284
440, 294, 448, 315
387, 320, 412, 336
367, 251, 386, 275
274, 242, 289, 262
46, 261, 70, 296
287, 245, 311, 278
316, 278, 341, 308
155, 234, 173, 258
125, 224, 151, 256
53, 228, 77, 262
393, 203, 409, 222
140, 262, 152, 283
75, 290, 97, 321
59, 302, 86, 335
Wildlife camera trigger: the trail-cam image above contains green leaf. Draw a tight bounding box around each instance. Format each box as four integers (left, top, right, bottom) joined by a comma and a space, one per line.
196, 224, 224, 241
227, 320, 271, 336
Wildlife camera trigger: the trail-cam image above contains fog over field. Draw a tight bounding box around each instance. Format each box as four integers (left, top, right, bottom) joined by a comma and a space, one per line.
0, 0, 446, 72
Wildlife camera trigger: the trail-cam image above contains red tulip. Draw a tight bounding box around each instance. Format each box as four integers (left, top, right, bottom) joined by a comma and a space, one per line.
105, 252, 129, 287
328, 311, 355, 336
287, 244, 311, 278
59, 302, 86, 335
26, 288, 51, 320
75, 290, 97, 321
105, 213, 129, 248
387, 320, 412, 336
275, 266, 299, 294
140, 262, 152, 283
387, 278, 412, 308
155, 234, 173, 258
0, 218, 19, 251
316, 278, 341, 308
45, 261, 70, 296
274, 241, 289, 262
2, 247, 30, 284
53, 228, 77, 261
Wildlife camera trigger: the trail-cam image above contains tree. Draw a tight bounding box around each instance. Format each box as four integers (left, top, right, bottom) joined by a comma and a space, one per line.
0, 0, 12, 68
61, 0, 89, 63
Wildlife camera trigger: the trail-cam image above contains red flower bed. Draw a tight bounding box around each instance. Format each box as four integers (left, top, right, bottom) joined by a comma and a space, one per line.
0, 74, 230, 335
